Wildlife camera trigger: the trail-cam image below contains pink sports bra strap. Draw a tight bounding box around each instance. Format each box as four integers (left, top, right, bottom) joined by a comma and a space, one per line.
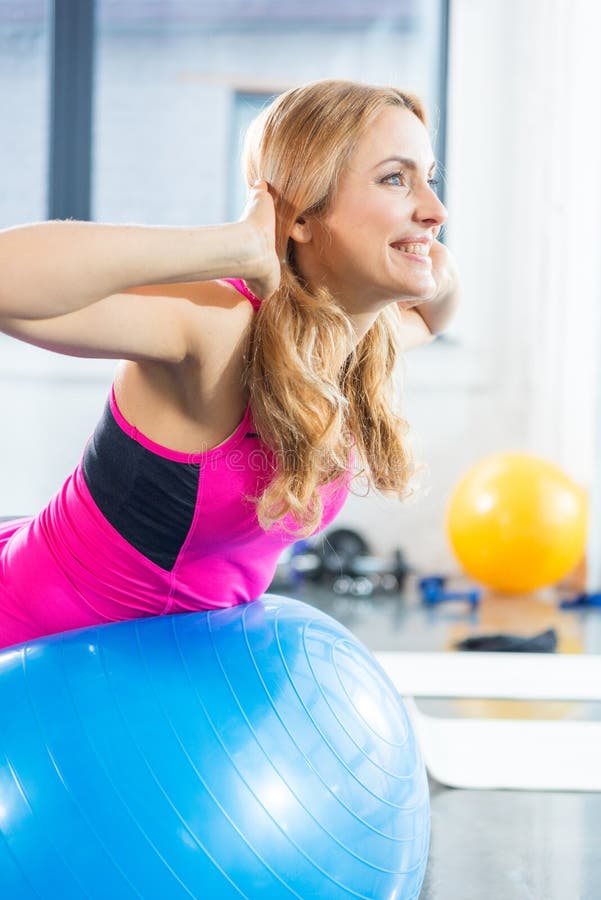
220, 278, 263, 311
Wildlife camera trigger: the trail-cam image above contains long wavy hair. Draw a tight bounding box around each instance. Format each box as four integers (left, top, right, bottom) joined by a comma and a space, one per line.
241, 79, 430, 536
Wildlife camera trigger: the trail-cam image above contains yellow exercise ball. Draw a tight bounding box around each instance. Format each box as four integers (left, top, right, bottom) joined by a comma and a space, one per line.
445, 453, 588, 594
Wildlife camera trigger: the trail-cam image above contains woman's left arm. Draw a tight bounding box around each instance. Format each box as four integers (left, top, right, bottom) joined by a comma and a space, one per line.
397, 240, 462, 350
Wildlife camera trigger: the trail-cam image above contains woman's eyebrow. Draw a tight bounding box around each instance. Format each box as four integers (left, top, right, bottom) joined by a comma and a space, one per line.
374, 156, 437, 174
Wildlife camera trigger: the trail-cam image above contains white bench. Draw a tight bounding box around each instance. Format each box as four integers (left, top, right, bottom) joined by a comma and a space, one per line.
375, 651, 601, 791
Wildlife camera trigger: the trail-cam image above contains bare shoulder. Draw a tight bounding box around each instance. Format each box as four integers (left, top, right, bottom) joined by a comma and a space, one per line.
114, 280, 256, 449
124, 278, 255, 361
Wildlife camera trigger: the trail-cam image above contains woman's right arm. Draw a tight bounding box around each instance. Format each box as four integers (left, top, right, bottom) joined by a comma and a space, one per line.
0, 218, 262, 320
0, 182, 279, 362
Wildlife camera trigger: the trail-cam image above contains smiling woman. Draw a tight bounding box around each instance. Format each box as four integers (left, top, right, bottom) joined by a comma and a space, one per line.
0, 78, 461, 652
241, 80, 455, 532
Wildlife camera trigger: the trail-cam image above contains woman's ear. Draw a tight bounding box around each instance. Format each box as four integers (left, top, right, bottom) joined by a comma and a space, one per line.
289, 216, 312, 244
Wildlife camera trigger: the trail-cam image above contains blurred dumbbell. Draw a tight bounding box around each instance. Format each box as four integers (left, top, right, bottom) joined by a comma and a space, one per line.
418, 575, 481, 609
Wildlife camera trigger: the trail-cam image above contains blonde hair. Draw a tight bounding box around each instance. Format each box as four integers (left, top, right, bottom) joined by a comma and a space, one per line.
241, 79, 429, 536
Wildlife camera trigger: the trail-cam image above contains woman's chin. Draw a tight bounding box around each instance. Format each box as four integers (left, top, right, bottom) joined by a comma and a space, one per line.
391, 272, 436, 296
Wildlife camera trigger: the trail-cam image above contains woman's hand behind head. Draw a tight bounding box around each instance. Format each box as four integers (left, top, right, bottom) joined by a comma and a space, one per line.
238, 180, 281, 300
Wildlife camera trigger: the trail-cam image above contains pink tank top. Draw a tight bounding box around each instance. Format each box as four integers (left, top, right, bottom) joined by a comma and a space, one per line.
0, 279, 351, 649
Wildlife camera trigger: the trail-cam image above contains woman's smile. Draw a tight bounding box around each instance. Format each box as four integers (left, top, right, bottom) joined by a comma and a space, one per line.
390, 243, 433, 264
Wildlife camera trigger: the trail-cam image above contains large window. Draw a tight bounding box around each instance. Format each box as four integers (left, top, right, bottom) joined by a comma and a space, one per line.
0, 1, 448, 227
93, 0, 449, 225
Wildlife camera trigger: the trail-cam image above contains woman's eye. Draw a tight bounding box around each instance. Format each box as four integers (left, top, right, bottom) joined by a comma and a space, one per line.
382, 172, 440, 190
383, 171, 407, 187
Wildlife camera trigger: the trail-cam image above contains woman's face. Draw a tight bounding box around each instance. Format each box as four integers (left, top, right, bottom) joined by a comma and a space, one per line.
292, 105, 448, 312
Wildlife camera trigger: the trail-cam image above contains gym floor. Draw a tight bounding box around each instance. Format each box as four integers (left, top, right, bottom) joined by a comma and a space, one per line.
281, 578, 601, 900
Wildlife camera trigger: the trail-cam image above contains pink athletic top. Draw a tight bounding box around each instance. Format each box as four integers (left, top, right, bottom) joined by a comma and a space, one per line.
0, 279, 351, 650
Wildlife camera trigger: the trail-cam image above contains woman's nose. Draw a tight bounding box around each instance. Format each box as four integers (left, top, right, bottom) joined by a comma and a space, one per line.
415, 189, 448, 228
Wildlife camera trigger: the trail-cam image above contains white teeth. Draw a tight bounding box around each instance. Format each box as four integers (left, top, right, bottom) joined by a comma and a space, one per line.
394, 243, 428, 255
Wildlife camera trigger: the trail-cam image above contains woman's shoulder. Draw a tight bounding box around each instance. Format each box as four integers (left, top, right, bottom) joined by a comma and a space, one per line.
125, 278, 259, 366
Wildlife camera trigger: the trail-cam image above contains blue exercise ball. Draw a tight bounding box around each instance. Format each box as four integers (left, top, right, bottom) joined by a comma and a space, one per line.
0, 595, 430, 899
